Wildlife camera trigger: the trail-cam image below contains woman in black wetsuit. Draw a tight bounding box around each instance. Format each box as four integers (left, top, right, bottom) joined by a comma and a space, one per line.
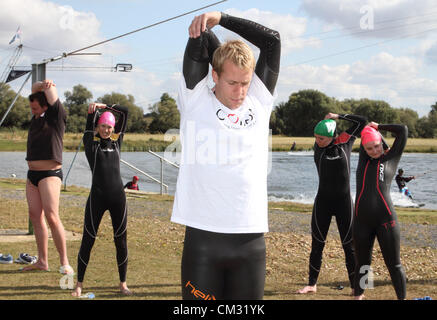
298, 112, 366, 295
72, 102, 131, 297
353, 122, 407, 300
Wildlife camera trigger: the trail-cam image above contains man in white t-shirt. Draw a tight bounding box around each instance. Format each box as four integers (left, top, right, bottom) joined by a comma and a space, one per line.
171, 11, 281, 300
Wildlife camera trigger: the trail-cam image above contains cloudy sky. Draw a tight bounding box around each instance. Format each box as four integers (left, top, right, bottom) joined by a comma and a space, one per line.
1, 0, 436, 116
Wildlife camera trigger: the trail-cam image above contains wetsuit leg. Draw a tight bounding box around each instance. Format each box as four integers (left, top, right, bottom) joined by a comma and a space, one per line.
182, 227, 225, 300
376, 221, 406, 300
108, 192, 128, 283
77, 195, 106, 282
308, 197, 332, 286
352, 222, 376, 297
222, 234, 265, 300
333, 197, 355, 287
181, 227, 265, 300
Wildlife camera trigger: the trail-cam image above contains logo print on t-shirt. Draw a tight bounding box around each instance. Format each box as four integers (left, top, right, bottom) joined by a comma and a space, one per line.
215, 107, 256, 129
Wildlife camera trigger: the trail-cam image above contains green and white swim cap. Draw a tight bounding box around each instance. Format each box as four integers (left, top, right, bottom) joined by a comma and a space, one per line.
314, 119, 336, 137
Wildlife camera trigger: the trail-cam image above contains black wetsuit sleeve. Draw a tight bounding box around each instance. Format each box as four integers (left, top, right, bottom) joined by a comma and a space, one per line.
379, 124, 408, 160
219, 13, 281, 94
83, 113, 96, 149
83, 112, 98, 168
183, 30, 221, 90
106, 105, 128, 148
338, 114, 367, 137
109, 105, 129, 134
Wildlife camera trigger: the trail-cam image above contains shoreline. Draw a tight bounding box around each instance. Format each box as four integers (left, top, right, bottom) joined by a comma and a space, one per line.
1, 132, 437, 153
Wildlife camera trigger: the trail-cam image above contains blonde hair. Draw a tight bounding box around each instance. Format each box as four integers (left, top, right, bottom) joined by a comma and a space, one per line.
212, 40, 255, 76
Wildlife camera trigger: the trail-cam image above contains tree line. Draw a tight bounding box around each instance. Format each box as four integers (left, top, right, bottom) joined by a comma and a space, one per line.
270, 89, 437, 138
1, 83, 436, 138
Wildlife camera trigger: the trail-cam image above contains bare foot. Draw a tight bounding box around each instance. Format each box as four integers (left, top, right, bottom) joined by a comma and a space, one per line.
354, 294, 365, 300
120, 282, 132, 296
297, 285, 317, 294
20, 261, 49, 272
72, 282, 83, 297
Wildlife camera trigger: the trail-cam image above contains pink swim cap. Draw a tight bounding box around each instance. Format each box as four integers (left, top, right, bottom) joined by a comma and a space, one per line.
361, 125, 381, 145
97, 111, 115, 127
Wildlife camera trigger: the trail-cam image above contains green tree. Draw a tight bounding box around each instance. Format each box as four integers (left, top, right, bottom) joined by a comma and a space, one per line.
148, 93, 180, 133
350, 99, 399, 125
397, 108, 419, 138
417, 102, 437, 138
269, 108, 284, 135
0, 83, 31, 129
64, 84, 93, 132
273, 89, 340, 136
97, 92, 147, 132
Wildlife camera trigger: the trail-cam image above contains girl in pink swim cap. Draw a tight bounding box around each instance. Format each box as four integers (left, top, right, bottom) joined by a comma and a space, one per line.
353, 121, 408, 300
72, 102, 131, 298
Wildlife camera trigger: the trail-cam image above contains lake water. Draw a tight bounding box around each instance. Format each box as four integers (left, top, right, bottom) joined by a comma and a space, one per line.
1, 151, 436, 209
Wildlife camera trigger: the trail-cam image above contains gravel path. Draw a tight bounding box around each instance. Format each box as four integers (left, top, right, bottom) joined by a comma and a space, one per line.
2, 188, 436, 248
268, 209, 437, 249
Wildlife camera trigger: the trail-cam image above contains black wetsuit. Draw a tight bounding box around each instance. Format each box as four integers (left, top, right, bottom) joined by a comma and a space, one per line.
308, 114, 367, 287
77, 105, 129, 283
353, 124, 408, 299
181, 13, 281, 300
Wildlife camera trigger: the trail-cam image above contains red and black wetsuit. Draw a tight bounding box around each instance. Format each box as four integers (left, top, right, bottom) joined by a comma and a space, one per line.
353, 124, 408, 299
308, 114, 366, 288
124, 181, 139, 191
77, 105, 129, 283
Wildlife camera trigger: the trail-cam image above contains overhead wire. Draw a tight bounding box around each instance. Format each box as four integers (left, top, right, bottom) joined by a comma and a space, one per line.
291, 24, 437, 66
297, 8, 437, 39
42, 0, 228, 63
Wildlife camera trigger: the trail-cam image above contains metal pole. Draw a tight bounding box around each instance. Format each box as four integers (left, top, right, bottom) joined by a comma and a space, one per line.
28, 63, 46, 235
0, 72, 31, 127
31, 63, 46, 84
63, 138, 83, 191
120, 159, 169, 190
160, 159, 164, 195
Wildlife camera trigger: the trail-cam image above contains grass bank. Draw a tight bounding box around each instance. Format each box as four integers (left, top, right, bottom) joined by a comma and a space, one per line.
0, 178, 435, 300
1, 130, 437, 152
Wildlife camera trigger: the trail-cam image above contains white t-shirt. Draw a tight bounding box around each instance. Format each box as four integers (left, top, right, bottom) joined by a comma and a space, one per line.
171, 73, 276, 233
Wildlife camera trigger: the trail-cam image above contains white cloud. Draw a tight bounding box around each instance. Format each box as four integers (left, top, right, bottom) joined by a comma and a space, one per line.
301, 0, 437, 39
0, 0, 174, 113
425, 42, 437, 64
1, 0, 104, 53
222, 8, 321, 54
276, 52, 437, 116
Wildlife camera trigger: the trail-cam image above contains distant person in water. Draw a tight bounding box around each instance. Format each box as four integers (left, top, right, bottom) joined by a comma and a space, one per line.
124, 176, 140, 191
395, 169, 415, 200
